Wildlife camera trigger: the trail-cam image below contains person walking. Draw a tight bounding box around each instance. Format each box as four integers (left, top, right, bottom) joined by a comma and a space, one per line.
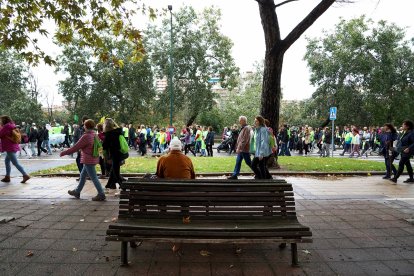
390, 120, 414, 184
228, 116, 252, 179
182, 127, 196, 156
251, 116, 272, 179
278, 124, 290, 156
349, 128, 361, 158
205, 126, 215, 157
102, 118, 125, 189
381, 123, 398, 179
73, 116, 88, 173
36, 126, 48, 157
60, 119, 106, 201
28, 126, 38, 157
42, 124, 52, 155
0, 115, 30, 183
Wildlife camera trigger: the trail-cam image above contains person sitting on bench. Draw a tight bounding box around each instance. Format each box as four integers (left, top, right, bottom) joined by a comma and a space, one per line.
156, 138, 195, 179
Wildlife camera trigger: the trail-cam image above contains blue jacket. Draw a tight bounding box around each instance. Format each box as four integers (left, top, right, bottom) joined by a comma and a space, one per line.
255, 126, 272, 158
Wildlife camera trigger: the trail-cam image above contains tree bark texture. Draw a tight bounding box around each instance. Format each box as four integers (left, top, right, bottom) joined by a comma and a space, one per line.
258, 0, 336, 132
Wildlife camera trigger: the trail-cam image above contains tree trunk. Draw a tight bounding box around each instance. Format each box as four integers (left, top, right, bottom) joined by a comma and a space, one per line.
257, 0, 337, 132
261, 50, 284, 132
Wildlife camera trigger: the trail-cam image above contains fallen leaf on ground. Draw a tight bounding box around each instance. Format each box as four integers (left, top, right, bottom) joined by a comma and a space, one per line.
235, 248, 242, 254
111, 217, 117, 222
26, 251, 34, 257
172, 244, 180, 252
80, 219, 85, 222
302, 250, 311, 255
200, 250, 211, 257
182, 216, 191, 224
104, 220, 109, 223
72, 248, 78, 252
229, 264, 234, 268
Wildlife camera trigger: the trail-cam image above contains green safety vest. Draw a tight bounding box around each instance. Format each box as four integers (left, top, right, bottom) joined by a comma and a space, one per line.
196, 130, 202, 141
123, 127, 129, 137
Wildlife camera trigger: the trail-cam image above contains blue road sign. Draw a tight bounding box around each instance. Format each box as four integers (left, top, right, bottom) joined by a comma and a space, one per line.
330, 107, 337, 120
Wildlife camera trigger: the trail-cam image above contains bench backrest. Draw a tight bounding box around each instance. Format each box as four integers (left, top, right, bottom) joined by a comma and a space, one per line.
119, 179, 297, 220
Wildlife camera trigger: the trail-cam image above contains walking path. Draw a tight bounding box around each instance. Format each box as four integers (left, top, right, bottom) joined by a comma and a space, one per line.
0, 175, 413, 275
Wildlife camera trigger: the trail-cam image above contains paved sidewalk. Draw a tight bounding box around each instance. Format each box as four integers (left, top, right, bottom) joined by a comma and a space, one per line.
0, 176, 413, 275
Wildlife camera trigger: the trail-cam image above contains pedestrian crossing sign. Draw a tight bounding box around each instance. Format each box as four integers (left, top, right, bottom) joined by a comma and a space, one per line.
329, 107, 337, 120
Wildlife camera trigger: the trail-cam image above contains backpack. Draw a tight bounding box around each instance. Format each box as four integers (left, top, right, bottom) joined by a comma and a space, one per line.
7, 129, 21, 144
92, 135, 102, 157
119, 135, 129, 154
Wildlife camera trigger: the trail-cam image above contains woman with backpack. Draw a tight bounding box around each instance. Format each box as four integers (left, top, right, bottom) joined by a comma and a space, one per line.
251, 116, 272, 179
0, 115, 30, 183
102, 118, 125, 189
60, 119, 106, 201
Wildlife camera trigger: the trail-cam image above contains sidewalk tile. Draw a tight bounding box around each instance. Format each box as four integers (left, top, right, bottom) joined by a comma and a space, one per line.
383, 260, 414, 275
17, 263, 59, 276
327, 261, 367, 275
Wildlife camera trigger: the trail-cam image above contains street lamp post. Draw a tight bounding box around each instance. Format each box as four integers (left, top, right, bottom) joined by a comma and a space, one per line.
168, 5, 173, 127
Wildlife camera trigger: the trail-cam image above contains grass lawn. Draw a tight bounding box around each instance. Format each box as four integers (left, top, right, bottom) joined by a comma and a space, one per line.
34, 156, 385, 175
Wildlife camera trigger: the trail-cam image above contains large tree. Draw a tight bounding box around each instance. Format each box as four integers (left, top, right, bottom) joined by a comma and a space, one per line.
0, 0, 154, 65
146, 6, 239, 126
305, 17, 414, 126
257, 0, 350, 131
0, 49, 44, 123
56, 38, 155, 123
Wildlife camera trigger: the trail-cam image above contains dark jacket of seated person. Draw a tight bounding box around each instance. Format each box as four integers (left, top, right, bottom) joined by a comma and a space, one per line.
156, 139, 196, 179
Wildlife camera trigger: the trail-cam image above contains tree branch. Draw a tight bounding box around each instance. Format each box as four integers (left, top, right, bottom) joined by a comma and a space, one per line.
275, 0, 299, 8
272, 0, 336, 54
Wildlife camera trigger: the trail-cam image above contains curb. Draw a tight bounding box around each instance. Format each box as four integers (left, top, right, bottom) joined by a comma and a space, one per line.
35, 171, 394, 178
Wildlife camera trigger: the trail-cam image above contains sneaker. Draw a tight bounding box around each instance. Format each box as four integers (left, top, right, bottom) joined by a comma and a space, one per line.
68, 190, 80, 199
382, 176, 391, 179
403, 178, 414, 183
227, 175, 238, 180
92, 194, 106, 201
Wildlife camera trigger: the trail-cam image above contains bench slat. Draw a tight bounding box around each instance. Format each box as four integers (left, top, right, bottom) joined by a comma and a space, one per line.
105, 237, 312, 244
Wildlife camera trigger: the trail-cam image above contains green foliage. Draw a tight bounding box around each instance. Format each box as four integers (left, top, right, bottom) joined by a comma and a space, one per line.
0, 0, 156, 65
146, 6, 239, 125
198, 108, 224, 133
305, 17, 414, 126
220, 63, 262, 127
56, 38, 156, 124
0, 49, 44, 123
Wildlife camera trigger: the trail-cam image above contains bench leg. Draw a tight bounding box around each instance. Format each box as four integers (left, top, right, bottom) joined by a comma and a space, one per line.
121, 241, 128, 265
291, 243, 298, 267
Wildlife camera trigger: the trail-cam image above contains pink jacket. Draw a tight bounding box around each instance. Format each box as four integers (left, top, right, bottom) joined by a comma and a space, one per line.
61, 130, 99, 165
0, 123, 20, 153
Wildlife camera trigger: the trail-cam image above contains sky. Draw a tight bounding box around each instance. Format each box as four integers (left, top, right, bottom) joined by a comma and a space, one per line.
32, 0, 414, 106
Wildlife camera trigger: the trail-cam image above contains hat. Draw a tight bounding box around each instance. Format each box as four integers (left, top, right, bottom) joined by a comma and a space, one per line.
169, 139, 181, 151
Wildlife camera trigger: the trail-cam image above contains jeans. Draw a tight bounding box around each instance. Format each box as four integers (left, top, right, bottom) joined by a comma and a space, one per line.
76, 151, 83, 173
251, 156, 271, 179
321, 143, 330, 157
5, 152, 27, 176
206, 144, 213, 156
384, 155, 397, 178
42, 140, 52, 154
395, 154, 413, 180
75, 164, 105, 196
30, 142, 36, 156
152, 141, 161, 153
341, 143, 351, 155
232, 152, 252, 176
279, 143, 291, 156
195, 141, 202, 153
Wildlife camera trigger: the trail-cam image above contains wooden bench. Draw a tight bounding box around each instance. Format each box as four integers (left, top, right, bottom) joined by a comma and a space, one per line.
106, 179, 312, 266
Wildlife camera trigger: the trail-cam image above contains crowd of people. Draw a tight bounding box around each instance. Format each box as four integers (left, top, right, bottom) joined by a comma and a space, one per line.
1, 113, 413, 196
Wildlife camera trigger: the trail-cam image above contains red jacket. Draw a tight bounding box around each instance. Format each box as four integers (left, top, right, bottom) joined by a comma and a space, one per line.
0, 123, 20, 153
61, 130, 99, 165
